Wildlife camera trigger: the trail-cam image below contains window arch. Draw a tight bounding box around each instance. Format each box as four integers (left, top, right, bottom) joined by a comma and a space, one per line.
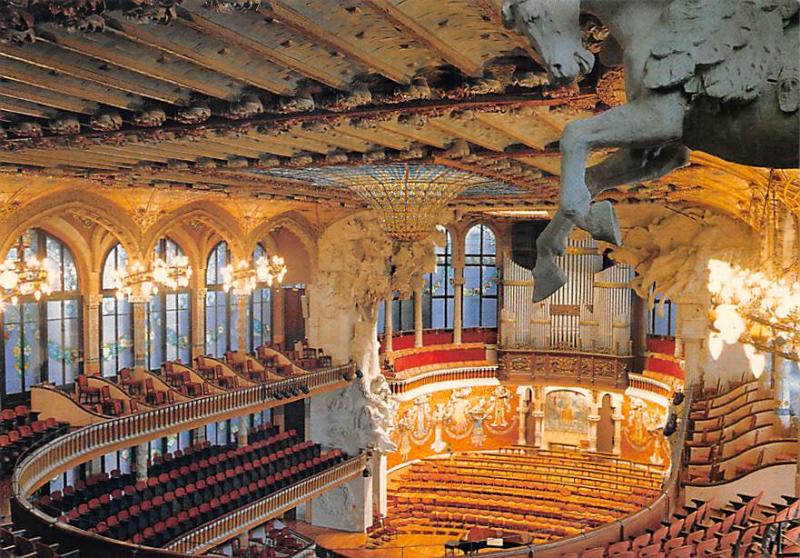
250, 244, 272, 351
2, 229, 82, 400
463, 224, 498, 328
205, 241, 245, 355
425, 228, 454, 329
145, 238, 191, 368
100, 244, 133, 377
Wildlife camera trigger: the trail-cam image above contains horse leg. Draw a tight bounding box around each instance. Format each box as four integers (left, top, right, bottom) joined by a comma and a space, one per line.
558, 92, 687, 244
533, 144, 690, 301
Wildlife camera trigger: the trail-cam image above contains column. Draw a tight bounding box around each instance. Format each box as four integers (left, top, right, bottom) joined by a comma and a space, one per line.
384, 297, 393, 353
773, 354, 791, 416
372, 452, 388, 517
516, 397, 529, 445
132, 299, 147, 369
532, 411, 544, 448
272, 286, 285, 348
453, 276, 464, 345
193, 287, 207, 360
237, 532, 249, 550
135, 443, 149, 481
192, 426, 206, 445
413, 282, 423, 348
85, 294, 102, 375
236, 294, 248, 352
237, 415, 249, 448
272, 404, 285, 432
631, 292, 649, 372
677, 300, 708, 389
587, 415, 600, 452
612, 412, 624, 456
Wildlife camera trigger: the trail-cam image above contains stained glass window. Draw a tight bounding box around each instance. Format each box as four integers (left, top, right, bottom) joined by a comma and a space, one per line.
425, 228, 454, 330
250, 244, 272, 351
205, 242, 230, 356
146, 238, 191, 368
101, 244, 133, 377
2, 229, 81, 399
463, 225, 498, 328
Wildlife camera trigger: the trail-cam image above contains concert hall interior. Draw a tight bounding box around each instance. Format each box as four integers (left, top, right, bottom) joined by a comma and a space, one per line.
0, 1, 797, 557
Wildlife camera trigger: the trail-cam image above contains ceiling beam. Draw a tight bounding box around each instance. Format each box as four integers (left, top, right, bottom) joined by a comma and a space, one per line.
0, 95, 59, 119
471, 0, 547, 68
177, 3, 351, 91
0, 41, 191, 105
0, 57, 147, 111
266, 0, 412, 84
104, 15, 299, 96
361, 0, 483, 77
0, 79, 99, 115
36, 25, 244, 101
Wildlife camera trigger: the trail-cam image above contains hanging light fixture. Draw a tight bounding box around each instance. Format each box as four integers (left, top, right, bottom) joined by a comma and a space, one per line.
115, 256, 193, 301
222, 259, 257, 296
255, 254, 287, 286
0, 236, 53, 310
707, 259, 800, 359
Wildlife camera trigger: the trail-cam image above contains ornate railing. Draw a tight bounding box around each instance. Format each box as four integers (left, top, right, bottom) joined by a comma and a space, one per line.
388, 366, 499, 395
628, 373, 673, 399
13, 364, 354, 498
499, 348, 630, 389
166, 454, 367, 554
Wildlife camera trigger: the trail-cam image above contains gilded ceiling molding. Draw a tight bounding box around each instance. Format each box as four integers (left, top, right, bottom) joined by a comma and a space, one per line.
143, 202, 245, 259
250, 212, 319, 275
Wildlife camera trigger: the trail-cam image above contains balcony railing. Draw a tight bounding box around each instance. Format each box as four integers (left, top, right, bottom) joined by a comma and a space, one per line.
388, 366, 499, 395
13, 364, 354, 499
628, 373, 674, 399
166, 454, 367, 554
499, 348, 631, 389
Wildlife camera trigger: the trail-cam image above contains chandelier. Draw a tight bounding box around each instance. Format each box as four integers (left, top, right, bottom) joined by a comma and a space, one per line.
0, 237, 52, 309
708, 259, 800, 365
115, 256, 193, 301
223, 255, 288, 296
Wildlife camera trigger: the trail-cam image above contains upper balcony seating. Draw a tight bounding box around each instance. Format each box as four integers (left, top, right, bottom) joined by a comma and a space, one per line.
225, 521, 309, 558
195, 356, 240, 390
0, 406, 68, 476
33, 423, 347, 549
0, 524, 80, 558
162, 361, 209, 398
560, 491, 800, 558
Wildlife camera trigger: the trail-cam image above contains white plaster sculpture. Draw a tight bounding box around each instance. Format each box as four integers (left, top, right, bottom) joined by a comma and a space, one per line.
502, 0, 799, 301
316, 214, 440, 455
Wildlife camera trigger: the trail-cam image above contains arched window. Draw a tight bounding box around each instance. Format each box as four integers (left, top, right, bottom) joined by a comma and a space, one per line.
250, 244, 272, 351
145, 238, 191, 368
205, 242, 231, 356
463, 224, 498, 328
100, 244, 133, 377
2, 229, 81, 400
424, 228, 454, 329
648, 288, 677, 337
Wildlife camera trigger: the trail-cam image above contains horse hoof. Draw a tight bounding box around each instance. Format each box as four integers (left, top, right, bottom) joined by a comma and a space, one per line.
586, 201, 621, 246
533, 260, 567, 302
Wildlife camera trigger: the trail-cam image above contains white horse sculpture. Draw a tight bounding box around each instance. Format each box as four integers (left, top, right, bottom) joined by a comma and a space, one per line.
502, 0, 799, 301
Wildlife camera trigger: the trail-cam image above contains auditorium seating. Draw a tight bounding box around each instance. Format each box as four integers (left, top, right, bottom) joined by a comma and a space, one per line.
379, 450, 664, 546
33, 423, 347, 549
0, 524, 80, 558
560, 491, 800, 557
684, 381, 790, 485
0, 406, 68, 475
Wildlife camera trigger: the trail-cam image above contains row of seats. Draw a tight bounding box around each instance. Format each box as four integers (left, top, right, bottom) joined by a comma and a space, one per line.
222, 521, 309, 558
380, 450, 663, 546
563, 492, 800, 558
0, 525, 79, 558
34, 426, 347, 549
0, 416, 68, 475
39, 423, 282, 513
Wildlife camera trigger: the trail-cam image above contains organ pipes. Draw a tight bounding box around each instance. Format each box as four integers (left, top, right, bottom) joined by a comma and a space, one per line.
501, 234, 634, 355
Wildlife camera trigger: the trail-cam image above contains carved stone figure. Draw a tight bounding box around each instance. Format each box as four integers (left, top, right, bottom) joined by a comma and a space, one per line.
502, 0, 800, 301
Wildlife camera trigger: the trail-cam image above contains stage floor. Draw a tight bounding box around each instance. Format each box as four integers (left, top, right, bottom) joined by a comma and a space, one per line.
286, 520, 455, 558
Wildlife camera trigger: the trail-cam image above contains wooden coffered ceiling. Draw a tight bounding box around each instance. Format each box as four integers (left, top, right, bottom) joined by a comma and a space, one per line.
0, 0, 797, 226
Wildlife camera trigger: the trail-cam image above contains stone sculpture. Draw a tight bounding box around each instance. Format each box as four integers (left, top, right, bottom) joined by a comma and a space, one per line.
502, 0, 799, 301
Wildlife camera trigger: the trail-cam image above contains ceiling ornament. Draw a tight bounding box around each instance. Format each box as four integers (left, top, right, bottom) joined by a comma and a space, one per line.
336, 164, 495, 242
